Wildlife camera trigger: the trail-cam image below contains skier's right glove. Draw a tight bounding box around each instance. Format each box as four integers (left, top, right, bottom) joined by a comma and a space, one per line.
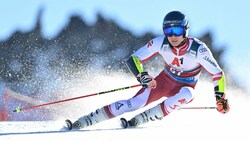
137, 72, 157, 89
215, 92, 230, 114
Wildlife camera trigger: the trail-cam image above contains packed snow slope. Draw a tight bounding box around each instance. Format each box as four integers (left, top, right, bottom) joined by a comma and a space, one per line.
0, 74, 249, 141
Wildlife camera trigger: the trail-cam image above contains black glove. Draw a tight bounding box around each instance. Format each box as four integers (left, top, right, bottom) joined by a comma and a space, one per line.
137, 72, 157, 89
215, 92, 230, 114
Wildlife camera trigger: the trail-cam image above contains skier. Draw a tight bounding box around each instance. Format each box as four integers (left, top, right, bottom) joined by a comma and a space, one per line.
68, 11, 230, 129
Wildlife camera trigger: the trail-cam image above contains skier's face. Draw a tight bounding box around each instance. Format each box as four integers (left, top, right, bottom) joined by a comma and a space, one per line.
167, 35, 185, 47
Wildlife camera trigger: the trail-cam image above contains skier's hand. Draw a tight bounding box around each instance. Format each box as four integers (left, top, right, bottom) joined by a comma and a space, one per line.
215, 92, 230, 114
137, 72, 157, 89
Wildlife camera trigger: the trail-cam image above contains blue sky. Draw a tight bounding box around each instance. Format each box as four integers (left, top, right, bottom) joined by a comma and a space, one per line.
0, 0, 249, 92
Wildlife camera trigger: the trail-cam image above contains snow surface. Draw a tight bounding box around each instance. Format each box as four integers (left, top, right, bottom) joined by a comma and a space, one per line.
0, 75, 249, 141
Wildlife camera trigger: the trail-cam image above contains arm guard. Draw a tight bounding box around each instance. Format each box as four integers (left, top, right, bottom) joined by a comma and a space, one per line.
126, 56, 144, 77
214, 72, 226, 94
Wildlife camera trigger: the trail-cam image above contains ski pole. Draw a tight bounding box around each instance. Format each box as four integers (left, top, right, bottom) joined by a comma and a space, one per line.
13, 84, 142, 113
180, 106, 216, 109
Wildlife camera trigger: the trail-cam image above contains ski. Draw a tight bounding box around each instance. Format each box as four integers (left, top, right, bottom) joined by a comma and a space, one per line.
63, 118, 146, 131
65, 119, 73, 130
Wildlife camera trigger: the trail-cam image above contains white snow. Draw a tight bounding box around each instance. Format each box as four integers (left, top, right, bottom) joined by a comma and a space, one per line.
0, 75, 249, 141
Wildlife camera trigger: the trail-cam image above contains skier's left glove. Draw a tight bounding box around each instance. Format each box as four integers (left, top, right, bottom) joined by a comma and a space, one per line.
137, 72, 157, 89
215, 92, 230, 114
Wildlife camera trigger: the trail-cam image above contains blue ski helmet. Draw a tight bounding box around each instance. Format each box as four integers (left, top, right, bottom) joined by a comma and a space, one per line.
162, 11, 189, 37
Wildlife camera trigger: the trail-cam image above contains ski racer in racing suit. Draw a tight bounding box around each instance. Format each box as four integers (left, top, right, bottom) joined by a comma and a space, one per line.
70, 11, 230, 129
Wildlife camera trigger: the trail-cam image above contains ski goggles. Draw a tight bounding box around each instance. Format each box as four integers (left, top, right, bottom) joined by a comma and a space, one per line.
163, 26, 185, 37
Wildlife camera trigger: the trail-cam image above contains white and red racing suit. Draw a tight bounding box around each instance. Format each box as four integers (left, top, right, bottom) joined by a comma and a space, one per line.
103, 36, 226, 118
